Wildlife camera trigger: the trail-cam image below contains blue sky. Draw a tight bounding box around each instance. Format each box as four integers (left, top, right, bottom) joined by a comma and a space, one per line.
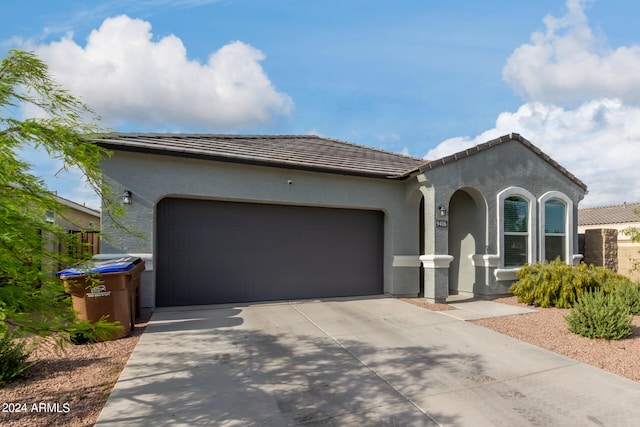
2, 0, 640, 208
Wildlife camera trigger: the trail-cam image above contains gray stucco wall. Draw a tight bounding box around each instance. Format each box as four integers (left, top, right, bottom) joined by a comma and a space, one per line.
99, 138, 587, 307
100, 150, 421, 307
419, 139, 586, 299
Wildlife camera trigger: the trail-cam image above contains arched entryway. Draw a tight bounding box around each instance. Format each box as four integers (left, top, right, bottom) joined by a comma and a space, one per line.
448, 188, 486, 295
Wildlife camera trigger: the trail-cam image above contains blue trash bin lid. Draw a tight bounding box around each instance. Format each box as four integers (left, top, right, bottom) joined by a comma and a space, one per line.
57, 256, 142, 277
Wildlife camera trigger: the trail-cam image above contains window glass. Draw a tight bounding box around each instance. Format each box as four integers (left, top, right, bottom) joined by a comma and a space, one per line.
504, 197, 528, 232
545, 236, 565, 261
545, 199, 565, 234
544, 199, 566, 262
504, 235, 528, 267
504, 196, 528, 267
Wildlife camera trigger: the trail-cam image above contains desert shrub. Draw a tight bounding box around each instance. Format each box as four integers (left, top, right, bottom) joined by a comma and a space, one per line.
613, 281, 640, 315
565, 289, 632, 340
0, 332, 33, 387
510, 260, 632, 308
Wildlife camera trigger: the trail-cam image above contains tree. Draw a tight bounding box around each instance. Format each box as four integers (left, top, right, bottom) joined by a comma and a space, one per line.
0, 49, 123, 353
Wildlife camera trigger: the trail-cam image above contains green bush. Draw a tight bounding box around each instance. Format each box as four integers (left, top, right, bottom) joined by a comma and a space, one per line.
565, 289, 633, 340
0, 332, 33, 387
510, 260, 632, 308
613, 281, 640, 315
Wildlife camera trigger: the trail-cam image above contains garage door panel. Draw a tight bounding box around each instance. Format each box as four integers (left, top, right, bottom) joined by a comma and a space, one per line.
156, 198, 383, 306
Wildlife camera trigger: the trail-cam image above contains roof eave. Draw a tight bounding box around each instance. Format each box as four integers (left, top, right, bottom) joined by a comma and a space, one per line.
95, 141, 412, 180
415, 133, 588, 191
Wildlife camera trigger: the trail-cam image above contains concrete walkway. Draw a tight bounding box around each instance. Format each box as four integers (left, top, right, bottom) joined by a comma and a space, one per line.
96, 296, 640, 426
439, 296, 537, 321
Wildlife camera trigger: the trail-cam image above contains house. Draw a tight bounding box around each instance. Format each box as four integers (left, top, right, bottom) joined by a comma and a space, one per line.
6, 183, 100, 233
578, 202, 640, 280
50, 193, 101, 232
46, 194, 101, 266
95, 132, 587, 308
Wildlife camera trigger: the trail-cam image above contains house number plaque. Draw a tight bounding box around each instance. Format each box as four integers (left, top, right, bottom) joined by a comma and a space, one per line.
436, 220, 448, 228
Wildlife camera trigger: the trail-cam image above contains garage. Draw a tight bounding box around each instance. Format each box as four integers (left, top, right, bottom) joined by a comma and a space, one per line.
156, 197, 384, 306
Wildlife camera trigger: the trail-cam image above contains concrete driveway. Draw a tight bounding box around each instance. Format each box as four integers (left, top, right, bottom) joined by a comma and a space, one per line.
96, 296, 640, 426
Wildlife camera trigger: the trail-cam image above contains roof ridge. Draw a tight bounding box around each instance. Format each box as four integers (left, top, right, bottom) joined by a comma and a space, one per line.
94, 132, 586, 188
101, 132, 426, 161
419, 133, 587, 191
92, 133, 425, 180
580, 202, 640, 210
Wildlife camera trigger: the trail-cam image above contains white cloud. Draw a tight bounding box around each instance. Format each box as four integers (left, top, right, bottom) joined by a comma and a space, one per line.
503, 0, 640, 106
32, 15, 293, 130
426, 99, 640, 208
428, 0, 640, 208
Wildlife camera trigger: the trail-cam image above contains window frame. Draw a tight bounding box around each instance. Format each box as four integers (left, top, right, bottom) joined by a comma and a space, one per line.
497, 187, 536, 269
538, 191, 573, 264
45, 210, 55, 224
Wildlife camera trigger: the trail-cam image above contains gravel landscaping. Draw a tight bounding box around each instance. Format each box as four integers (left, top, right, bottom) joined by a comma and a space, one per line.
1, 298, 638, 426
0, 311, 151, 427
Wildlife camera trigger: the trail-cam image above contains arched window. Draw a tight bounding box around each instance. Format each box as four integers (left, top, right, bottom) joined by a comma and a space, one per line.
539, 191, 573, 263
504, 196, 529, 267
497, 187, 536, 270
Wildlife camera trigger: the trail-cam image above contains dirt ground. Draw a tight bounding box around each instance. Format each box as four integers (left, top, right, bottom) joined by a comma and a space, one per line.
0, 311, 151, 427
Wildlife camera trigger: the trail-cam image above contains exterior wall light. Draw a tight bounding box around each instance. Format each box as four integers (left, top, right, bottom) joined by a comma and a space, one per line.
438, 205, 447, 217
122, 190, 132, 205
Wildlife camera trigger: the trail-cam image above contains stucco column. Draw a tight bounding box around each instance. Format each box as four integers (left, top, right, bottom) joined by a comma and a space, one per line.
418, 181, 451, 303
420, 255, 453, 303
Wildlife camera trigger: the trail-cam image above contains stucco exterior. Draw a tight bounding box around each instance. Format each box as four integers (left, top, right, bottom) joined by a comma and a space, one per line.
101, 150, 422, 307
41, 194, 101, 273
54, 195, 101, 231
415, 139, 586, 300
99, 133, 587, 308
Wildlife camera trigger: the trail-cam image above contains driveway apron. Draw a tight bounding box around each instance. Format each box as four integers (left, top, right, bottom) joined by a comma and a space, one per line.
96, 296, 640, 426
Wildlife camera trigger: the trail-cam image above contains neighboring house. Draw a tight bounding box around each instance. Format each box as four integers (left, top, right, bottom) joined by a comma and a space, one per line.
7, 182, 101, 265
6, 183, 100, 232
95, 132, 587, 308
578, 202, 640, 281
47, 194, 101, 265
50, 193, 101, 232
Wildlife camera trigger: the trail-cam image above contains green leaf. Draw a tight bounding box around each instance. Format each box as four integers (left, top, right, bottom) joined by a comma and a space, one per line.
1, 49, 129, 367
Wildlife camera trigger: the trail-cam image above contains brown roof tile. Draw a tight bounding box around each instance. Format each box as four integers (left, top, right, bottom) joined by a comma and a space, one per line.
578, 202, 640, 226
91, 132, 587, 190
92, 133, 426, 179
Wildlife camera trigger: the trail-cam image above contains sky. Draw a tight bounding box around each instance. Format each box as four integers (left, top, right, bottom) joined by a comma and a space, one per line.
2, 0, 640, 209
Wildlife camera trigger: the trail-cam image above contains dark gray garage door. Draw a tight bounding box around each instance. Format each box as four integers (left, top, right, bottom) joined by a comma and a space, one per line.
156, 198, 384, 306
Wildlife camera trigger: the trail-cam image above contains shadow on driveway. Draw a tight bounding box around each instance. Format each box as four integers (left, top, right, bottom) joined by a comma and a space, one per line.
97, 301, 467, 425
97, 298, 640, 426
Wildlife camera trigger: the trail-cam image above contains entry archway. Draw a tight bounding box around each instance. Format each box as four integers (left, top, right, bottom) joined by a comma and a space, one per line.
448, 188, 486, 295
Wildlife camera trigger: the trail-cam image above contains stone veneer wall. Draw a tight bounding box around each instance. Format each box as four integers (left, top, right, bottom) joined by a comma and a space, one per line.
583, 229, 619, 272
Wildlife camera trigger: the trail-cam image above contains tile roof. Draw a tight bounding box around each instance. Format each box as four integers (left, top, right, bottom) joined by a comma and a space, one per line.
92, 133, 427, 179
91, 132, 587, 190
418, 133, 588, 191
578, 202, 640, 226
